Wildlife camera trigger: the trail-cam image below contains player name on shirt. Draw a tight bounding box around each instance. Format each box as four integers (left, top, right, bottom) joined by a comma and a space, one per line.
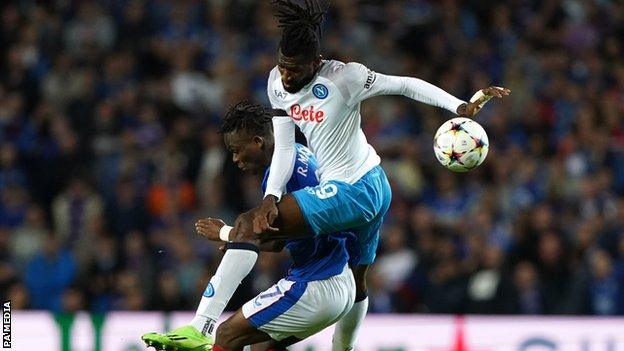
295, 146, 312, 177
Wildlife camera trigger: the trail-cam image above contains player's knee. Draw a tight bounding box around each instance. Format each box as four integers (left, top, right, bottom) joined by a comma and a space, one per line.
355, 276, 366, 292
353, 265, 369, 301
355, 279, 367, 301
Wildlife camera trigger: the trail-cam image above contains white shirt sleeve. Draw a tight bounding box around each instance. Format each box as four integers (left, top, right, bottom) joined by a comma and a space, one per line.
264, 66, 294, 201
267, 67, 283, 109
336, 62, 465, 114
264, 116, 296, 201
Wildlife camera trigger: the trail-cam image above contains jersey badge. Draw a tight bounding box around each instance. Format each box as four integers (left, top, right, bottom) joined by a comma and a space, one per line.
312, 84, 329, 99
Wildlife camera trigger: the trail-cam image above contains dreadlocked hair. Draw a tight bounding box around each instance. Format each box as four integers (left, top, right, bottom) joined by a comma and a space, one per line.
271, 0, 329, 60
219, 101, 273, 138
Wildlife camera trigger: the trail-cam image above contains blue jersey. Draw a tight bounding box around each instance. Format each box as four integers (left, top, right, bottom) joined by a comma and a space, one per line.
261, 144, 358, 282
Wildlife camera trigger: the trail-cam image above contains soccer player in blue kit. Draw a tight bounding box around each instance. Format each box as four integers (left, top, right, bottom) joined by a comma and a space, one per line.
142, 102, 359, 351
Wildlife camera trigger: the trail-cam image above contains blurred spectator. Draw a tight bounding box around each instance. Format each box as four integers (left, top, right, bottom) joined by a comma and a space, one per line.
375, 225, 417, 292
168, 230, 203, 299
61, 286, 87, 313
368, 267, 394, 313
0, 143, 27, 188
146, 149, 195, 222
512, 261, 544, 314
24, 234, 76, 311
64, 2, 115, 56
5, 282, 29, 310
107, 178, 149, 238
9, 204, 47, 269
587, 249, 624, 315
423, 234, 467, 314
152, 270, 189, 312
52, 177, 104, 248
536, 230, 572, 313
0, 185, 29, 228
0, 227, 19, 302
114, 269, 147, 310
465, 245, 515, 314
122, 231, 155, 298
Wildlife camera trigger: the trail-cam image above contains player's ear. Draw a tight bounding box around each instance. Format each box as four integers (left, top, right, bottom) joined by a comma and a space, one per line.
313, 55, 322, 68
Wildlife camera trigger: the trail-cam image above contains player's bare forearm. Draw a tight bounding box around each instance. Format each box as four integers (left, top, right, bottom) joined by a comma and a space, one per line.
257, 228, 310, 242
216, 237, 283, 253
232, 194, 312, 243
456, 103, 469, 117
258, 240, 286, 252
458, 86, 511, 117
253, 196, 280, 233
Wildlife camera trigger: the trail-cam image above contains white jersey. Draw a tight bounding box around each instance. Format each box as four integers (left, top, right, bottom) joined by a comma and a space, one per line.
265, 60, 465, 200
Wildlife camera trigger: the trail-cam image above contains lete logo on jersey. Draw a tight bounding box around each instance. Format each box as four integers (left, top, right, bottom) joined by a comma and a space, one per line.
290, 104, 325, 123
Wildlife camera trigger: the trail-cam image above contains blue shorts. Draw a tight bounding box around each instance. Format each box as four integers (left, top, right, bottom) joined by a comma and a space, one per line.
292, 165, 392, 265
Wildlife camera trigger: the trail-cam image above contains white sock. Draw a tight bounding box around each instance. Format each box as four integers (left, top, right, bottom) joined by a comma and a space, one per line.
332, 297, 369, 351
190, 243, 259, 337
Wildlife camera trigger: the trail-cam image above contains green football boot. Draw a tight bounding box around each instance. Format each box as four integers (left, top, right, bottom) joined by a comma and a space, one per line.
142, 325, 213, 351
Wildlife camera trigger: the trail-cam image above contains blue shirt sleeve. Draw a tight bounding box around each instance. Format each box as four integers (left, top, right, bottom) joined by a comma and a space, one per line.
262, 144, 319, 194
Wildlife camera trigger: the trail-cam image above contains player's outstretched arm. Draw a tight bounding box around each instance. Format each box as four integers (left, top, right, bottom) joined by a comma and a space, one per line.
457, 86, 511, 117
195, 218, 286, 252
339, 62, 510, 117
230, 194, 312, 243
196, 218, 229, 241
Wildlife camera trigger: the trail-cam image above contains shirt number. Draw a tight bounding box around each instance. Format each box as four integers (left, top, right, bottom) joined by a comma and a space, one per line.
315, 184, 338, 199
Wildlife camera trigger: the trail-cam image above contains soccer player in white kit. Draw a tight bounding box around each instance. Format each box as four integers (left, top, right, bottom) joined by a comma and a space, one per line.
210, 1, 510, 350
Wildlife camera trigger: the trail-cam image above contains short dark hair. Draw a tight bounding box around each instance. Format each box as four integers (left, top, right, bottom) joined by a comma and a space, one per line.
272, 0, 328, 61
219, 101, 273, 138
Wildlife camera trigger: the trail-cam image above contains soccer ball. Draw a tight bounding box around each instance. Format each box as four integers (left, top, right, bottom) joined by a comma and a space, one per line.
433, 117, 489, 172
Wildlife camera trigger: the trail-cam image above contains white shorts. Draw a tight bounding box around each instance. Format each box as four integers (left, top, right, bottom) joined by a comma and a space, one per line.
242, 265, 355, 341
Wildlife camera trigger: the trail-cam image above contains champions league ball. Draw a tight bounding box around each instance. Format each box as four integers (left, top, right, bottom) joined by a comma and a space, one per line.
433, 117, 489, 172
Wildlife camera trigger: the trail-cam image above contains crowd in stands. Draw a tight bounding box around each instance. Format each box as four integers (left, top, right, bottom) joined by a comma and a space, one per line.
1, 0, 623, 315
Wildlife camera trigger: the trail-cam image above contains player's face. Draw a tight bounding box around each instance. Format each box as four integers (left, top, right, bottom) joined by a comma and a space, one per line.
278, 51, 321, 94
224, 131, 266, 174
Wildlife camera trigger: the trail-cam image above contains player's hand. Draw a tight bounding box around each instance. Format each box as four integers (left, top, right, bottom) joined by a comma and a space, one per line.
458, 86, 511, 117
195, 218, 226, 241
253, 196, 280, 234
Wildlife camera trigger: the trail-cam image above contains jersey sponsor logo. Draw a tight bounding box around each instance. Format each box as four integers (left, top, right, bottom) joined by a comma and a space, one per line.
203, 283, 215, 298
312, 83, 329, 99
274, 89, 288, 99
290, 104, 325, 123
364, 69, 377, 89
